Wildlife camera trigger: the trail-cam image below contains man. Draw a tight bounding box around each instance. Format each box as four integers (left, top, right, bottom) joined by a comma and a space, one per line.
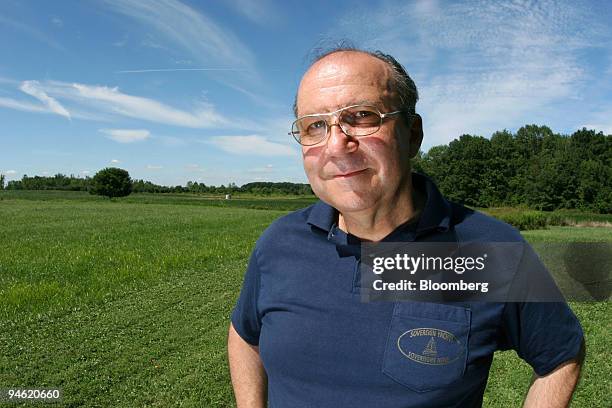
228, 48, 584, 407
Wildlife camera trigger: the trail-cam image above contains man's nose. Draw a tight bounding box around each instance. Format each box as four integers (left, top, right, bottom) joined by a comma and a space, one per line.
325, 123, 358, 155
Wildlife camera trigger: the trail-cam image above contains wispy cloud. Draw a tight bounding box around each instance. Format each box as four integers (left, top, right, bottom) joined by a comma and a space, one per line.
100, 128, 151, 143
335, 0, 610, 147
5, 170, 17, 175
110, 159, 120, 164
185, 163, 206, 172
248, 164, 275, 174
20, 80, 71, 120
224, 0, 282, 27
0, 97, 48, 114
146, 164, 163, 170
72, 83, 228, 127
1, 78, 243, 127
113, 35, 128, 47
101, 0, 255, 69
6, 79, 234, 128
0, 15, 65, 51
115, 68, 250, 74
140, 36, 167, 50
51, 17, 63, 28
207, 135, 296, 156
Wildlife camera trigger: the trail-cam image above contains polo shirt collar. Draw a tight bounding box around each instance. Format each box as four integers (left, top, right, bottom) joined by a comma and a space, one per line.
306, 172, 453, 237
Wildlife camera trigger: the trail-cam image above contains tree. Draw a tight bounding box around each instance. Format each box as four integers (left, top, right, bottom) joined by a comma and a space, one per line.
90, 167, 132, 199
0, 173, 4, 190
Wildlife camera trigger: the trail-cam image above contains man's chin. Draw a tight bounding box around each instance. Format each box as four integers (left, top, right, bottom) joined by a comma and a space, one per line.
319, 191, 378, 214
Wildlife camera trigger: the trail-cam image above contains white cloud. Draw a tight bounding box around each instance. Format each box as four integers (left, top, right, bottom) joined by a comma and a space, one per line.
71, 83, 227, 128
0, 97, 48, 113
141, 36, 167, 50
100, 128, 151, 143
5, 79, 234, 128
113, 35, 128, 47
146, 164, 163, 170
51, 17, 63, 27
101, 0, 255, 69
100, 0, 268, 104
0, 15, 65, 51
185, 163, 205, 172
0, 93, 105, 121
115, 68, 249, 74
208, 135, 296, 156
249, 163, 275, 174
81, 170, 90, 175
20, 80, 71, 120
5, 170, 17, 175
111, 159, 120, 164
224, 0, 281, 27
334, 0, 610, 147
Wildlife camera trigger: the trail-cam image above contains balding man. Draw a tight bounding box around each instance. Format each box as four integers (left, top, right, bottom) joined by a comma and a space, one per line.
228, 48, 584, 407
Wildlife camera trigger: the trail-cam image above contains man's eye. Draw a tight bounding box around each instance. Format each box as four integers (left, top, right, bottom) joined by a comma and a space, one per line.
354, 110, 375, 118
344, 110, 378, 126
308, 121, 326, 131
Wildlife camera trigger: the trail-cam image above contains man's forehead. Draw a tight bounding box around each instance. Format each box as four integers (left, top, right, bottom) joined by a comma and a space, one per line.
301, 52, 390, 89
297, 51, 395, 114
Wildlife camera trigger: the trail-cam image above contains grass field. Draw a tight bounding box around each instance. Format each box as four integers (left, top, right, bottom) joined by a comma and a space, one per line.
0, 191, 610, 407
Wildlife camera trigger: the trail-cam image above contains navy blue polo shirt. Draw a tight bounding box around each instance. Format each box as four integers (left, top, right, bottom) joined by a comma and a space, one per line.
231, 172, 583, 407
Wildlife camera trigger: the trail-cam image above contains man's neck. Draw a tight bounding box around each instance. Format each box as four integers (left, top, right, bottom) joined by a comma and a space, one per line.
337, 185, 425, 242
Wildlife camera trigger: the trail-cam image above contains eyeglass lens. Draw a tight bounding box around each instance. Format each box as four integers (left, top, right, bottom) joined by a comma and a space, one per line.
292, 105, 383, 145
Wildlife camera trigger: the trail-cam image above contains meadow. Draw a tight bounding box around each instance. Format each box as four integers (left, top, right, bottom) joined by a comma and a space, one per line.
0, 191, 610, 407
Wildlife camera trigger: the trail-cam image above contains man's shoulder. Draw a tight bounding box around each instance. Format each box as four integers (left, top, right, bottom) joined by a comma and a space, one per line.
451, 202, 524, 243
255, 202, 319, 250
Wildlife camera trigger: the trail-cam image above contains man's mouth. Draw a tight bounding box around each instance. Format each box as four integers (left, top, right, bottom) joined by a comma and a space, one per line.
332, 169, 367, 179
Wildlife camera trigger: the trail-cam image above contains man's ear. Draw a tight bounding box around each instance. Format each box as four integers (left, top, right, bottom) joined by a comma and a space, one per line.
408, 113, 423, 158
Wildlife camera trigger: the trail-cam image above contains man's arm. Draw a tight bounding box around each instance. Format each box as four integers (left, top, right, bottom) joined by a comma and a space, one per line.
523, 340, 585, 408
227, 323, 267, 408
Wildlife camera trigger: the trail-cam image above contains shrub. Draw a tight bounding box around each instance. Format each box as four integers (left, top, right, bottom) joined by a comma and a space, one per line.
90, 168, 132, 199
495, 211, 549, 230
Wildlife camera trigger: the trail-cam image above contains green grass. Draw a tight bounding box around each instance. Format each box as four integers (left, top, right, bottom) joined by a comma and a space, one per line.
0, 192, 610, 407
0, 190, 318, 211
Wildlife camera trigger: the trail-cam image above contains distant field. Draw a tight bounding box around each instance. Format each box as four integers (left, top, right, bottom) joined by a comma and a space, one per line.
0, 191, 610, 407
480, 206, 612, 229
0, 190, 318, 211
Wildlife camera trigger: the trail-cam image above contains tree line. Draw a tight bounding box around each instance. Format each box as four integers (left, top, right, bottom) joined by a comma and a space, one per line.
2, 173, 313, 196
1, 125, 609, 212
412, 125, 611, 213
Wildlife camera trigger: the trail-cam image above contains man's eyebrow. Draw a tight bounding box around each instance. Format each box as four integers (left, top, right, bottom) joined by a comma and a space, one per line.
303, 99, 381, 115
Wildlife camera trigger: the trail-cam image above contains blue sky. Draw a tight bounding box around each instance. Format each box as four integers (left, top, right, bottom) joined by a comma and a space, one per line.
1, 0, 611, 186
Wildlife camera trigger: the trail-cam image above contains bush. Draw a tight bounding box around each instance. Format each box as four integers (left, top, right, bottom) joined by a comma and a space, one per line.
495, 211, 549, 230
90, 168, 132, 199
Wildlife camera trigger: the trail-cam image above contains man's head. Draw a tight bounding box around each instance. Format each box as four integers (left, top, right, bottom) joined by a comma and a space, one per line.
294, 48, 423, 215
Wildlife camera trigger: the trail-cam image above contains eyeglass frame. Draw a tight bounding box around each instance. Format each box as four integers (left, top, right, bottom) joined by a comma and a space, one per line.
288, 103, 413, 146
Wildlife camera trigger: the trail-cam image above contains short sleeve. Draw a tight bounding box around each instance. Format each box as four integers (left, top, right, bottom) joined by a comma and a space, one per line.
231, 248, 262, 346
500, 301, 584, 376
499, 241, 584, 375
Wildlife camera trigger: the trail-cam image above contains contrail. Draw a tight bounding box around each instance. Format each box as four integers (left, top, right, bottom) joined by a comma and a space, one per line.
115, 68, 250, 73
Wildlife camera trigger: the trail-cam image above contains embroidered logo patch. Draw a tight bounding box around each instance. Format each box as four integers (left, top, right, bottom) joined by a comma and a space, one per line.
397, 327, 464, 365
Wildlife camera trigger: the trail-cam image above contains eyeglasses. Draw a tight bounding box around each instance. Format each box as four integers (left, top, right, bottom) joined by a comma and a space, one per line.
289, 104, 408, 146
